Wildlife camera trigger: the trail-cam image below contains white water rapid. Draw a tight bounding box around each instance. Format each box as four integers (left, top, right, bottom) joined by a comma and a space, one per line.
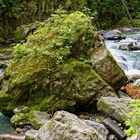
105, 31, 140, 78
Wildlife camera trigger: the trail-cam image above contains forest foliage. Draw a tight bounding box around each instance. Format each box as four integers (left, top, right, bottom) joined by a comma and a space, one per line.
0, 0, 140, 28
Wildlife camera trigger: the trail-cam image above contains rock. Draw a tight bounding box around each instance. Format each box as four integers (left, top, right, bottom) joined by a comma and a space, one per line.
78, 112, 106, 123
37, 111, 104, 140
97, 97, 131, 122
108, 134, 119, 140
120, 27, 133, 32
103, 31, 126, 40
15, 21, 47, 43
11, 110, 50, 129
89, 33, 128, 88
119, 42, 140, 51
0, 134, 25, 140
84, 120, 109, 139
0, 48, 13, 60
25, 129, 38, 140
117, 91, 131, 99
103, 118, 126, 139
0, 12, 118, 115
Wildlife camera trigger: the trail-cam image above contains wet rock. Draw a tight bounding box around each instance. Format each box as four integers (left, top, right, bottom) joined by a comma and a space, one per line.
119, 42, 140, 51
25, 129, 38, 140
89, 33, 128, 88
103, 31, 126, 40
84, 120, 109, 139
103, 118, 126, 140
37, 111, 104, 140
0, 134, 25, 140
97, 97, 131, 122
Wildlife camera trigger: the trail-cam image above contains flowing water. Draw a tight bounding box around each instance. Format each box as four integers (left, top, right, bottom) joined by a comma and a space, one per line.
0, 113, 14, 134
105, 31, 140, 77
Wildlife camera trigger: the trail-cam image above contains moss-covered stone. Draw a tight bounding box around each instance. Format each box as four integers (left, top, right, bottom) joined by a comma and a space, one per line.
89, 33, 128, 88
11, 109, 50, 129
97, 97, 132, 122
0, 11, 118, 116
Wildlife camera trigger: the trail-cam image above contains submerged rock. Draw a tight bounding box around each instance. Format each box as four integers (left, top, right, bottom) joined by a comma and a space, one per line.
97, 97, 131, 122
36, 111, 104, 140
119, 42, 140, 51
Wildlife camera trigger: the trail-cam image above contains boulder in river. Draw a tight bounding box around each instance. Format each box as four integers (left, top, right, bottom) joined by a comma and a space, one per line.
0, 11, 126, 116
119, 42, 140, 51
103, 30, 126, 40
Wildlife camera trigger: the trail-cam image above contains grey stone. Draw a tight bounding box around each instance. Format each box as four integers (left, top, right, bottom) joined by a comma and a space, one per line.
84, 120, 109, 139
25, 129, 38, 140
103, 31, 125, 40
103, 118, 126, 139
37, 111, 104, 140
97, 97, 131, 122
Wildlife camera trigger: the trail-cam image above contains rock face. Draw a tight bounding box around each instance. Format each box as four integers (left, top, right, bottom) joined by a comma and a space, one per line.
97, 97, 131, 122
89, 34, 127, 88
0, 11, 126, 116
36, 111, 104, 140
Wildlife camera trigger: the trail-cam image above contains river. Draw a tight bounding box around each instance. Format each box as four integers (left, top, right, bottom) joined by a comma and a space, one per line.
105, 31, 140, 78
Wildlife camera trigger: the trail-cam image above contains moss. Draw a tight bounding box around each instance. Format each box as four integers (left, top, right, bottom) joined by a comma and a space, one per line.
0, 11, 115, 116
118, 17, 140, 28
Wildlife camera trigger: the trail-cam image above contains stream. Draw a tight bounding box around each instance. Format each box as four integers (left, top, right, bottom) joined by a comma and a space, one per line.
105, 31, 140, 78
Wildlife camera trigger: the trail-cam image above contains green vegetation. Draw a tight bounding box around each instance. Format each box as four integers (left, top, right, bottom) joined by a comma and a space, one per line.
125, 100, 140, 136
0, 11, 116, 116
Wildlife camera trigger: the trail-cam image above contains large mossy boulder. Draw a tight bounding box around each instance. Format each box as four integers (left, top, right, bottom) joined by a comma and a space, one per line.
0, 11, 125, 116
